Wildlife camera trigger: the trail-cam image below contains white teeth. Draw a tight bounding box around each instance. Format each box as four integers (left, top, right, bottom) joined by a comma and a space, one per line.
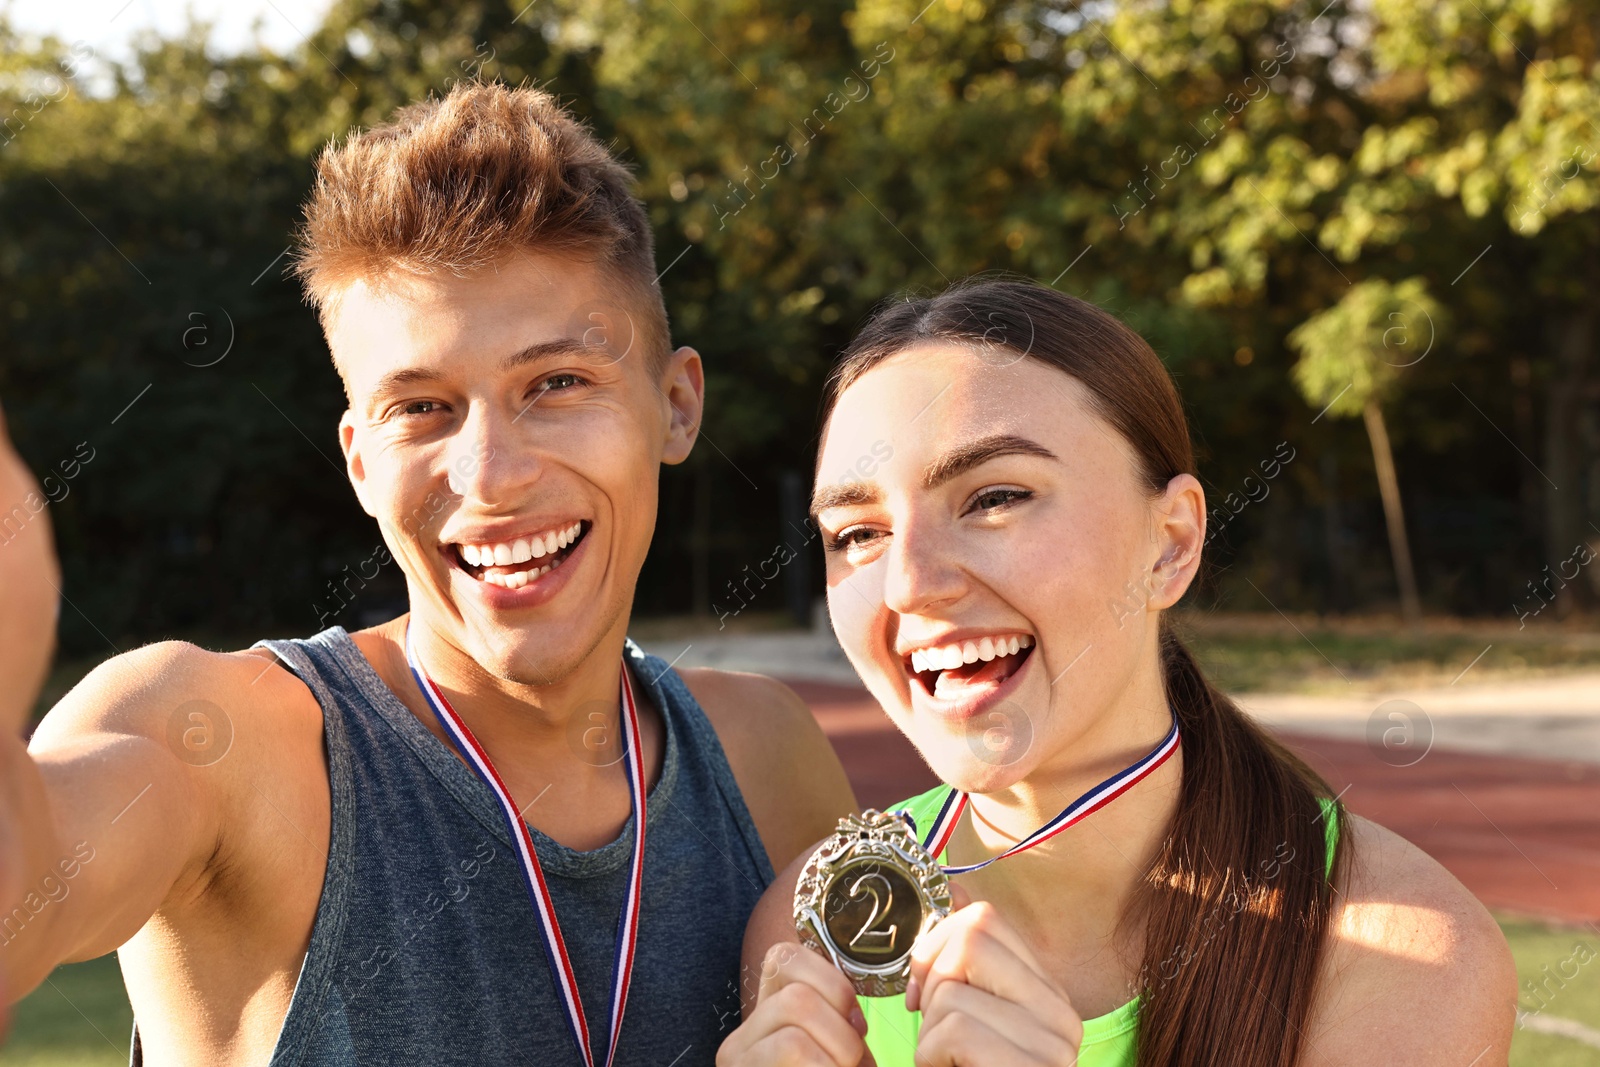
907, 635, 1035, 677
454, 523, 586, 573
482, 561, 555, 588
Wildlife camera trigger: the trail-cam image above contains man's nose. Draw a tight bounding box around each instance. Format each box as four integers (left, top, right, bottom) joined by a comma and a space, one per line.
445, 408, 538, 506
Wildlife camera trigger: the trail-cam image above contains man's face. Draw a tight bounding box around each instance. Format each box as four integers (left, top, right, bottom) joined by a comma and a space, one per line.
329, 251, 701, 685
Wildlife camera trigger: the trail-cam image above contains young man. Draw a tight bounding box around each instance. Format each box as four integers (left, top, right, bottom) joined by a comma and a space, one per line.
0, 83, 855, 1065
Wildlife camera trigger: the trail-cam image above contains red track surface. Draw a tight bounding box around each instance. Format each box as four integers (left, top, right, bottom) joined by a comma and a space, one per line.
789, 679, 1600, 926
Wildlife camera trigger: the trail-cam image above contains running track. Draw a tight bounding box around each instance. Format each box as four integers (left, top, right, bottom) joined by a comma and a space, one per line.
788, 679, 1600, 926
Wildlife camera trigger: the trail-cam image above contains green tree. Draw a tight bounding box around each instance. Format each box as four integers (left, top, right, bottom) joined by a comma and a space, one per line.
1288, 278, 1446, 625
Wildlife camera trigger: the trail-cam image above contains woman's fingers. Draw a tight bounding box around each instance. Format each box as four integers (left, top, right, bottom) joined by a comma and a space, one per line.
902, 901, 1084, 1066
718, 943, 869, 1067
915, 1008, 1041, 1067
920, 977, 1080, 1065
757, 942, 863, 1023
906, 901, 1053, 1012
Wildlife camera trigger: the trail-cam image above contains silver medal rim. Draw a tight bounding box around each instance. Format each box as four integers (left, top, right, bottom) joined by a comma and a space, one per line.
793, 810, 953, 997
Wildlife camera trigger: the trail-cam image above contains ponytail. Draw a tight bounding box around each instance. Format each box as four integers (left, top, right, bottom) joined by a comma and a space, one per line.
1130, 618, 1345, 1067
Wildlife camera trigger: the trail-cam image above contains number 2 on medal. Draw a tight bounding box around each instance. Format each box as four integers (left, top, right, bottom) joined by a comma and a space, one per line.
847, 872, 898, 950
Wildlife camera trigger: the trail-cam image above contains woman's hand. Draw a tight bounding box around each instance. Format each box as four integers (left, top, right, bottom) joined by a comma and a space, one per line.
717, 942, 873, 1067
907, 900, 1083, 1067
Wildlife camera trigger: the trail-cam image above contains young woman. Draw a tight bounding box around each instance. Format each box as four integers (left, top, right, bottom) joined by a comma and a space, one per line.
718, 278, 1515, 1067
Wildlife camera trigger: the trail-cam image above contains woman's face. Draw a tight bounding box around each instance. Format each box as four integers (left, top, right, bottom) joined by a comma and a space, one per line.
813, 344, 1203, 794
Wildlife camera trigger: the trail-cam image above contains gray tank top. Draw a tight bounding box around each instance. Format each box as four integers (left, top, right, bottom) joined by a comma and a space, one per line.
130, 626, 775, 1066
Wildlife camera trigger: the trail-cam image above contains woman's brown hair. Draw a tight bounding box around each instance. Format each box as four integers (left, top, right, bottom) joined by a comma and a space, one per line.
820, 276, 1346, 1067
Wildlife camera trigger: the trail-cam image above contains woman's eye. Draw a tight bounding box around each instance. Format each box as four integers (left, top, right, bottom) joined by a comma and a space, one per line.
967, 487, 1031, 514
825, 526, 882, 553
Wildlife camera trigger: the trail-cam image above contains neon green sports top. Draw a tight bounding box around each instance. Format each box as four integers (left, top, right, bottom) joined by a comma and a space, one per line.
860, 789, 1342, 1067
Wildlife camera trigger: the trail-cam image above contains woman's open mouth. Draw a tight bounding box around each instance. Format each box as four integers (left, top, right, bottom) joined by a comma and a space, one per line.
446, 521, 591, 590
905, 633, 1035, 702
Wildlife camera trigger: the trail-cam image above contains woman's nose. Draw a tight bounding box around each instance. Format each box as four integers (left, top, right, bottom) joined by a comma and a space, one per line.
881, 522, 966, 616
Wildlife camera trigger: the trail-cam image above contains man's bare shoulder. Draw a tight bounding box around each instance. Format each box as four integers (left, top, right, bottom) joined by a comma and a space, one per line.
677, 667, 856, 873
31, 639, 311, 751
677, 667, 846, 790
679, 667, 818, 742
1308, 813, 1515, 1065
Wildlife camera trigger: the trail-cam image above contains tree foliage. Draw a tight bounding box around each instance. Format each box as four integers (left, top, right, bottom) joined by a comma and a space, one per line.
2, 0, 1598, 650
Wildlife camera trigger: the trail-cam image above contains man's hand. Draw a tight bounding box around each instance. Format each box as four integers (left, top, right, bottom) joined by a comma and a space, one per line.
0, 398, 63, 1032
0, 399, 62, 736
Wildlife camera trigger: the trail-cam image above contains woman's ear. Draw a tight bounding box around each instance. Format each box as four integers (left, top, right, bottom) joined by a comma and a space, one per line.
659, 346, 705, 465
339, 411, 379, 519
1148, 472, 1205, 610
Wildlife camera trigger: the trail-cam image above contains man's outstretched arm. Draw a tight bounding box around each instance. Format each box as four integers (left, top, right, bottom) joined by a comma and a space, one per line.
0, 407, 233, 1003
0, 642, 246, 1000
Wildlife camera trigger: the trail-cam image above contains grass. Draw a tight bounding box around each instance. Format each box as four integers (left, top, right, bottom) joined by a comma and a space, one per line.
4, 918, 1597, 1063
1171, 610, 1600, 695
1506, 916, 1600, 1067
2, 955, 131, 1066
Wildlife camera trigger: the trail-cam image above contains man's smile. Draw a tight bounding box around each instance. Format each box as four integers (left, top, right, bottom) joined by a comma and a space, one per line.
442, 519, 591, 591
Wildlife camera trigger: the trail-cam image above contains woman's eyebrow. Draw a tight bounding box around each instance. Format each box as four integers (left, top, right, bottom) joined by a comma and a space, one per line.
809, 433, 1055, 520
810, 480, 879, 520
921, 433, 1057, 489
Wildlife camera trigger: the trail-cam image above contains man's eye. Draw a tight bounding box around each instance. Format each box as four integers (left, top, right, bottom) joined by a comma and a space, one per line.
401, 400, 441, 416
540, 373, 585, 393
968, 487, 1031, 514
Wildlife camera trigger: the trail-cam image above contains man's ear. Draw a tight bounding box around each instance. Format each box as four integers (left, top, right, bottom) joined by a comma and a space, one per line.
659, 346, 705, 466
339, 411, 378, 518
1148, 472, 1205, 610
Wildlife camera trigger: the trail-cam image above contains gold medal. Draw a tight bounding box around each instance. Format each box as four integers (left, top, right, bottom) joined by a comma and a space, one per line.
793, 809, 952, 997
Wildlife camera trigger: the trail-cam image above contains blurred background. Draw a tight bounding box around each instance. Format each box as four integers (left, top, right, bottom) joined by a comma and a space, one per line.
2, 0, 1599, 1063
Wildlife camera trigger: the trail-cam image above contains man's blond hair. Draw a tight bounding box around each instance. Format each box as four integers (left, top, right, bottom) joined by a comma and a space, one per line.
292, 82, 668, 364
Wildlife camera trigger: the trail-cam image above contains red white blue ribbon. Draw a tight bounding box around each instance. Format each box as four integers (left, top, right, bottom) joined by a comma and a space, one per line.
908, 715, 1180, 875
405, 623, 646, 1067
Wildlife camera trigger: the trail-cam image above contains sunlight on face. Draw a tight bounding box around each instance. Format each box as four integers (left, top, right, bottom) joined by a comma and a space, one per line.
814, 345, 1194, 793
327, 251, 698, 685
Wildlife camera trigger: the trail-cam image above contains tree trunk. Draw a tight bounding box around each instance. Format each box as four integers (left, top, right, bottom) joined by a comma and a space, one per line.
1362, 400, 1422, 627
1543, 310, 1595, 616
1320, 450, 1350, 615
